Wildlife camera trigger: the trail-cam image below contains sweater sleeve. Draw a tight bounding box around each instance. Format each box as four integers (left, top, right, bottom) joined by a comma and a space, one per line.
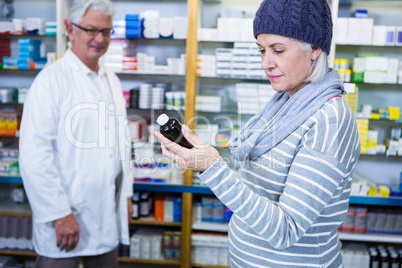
198, 149, 350, 250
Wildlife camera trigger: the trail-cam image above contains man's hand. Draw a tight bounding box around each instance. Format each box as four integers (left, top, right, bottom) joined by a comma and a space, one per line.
127, 198, 133, 223
54, 213, 80, 252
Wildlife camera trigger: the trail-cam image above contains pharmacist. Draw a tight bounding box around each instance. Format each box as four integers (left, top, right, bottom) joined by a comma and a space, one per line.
156, 0, 361, 267
19, 0, 132, 267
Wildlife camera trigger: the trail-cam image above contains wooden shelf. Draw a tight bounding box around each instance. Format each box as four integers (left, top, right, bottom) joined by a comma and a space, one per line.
0, 249, 36, 257
0, 201, 31, 217
192, 263, 230, 268
339, 232, 402, 244
192, 222, 228, 232
118, 257, 180, 265
0, 250, 181, 265
131, 216, 181, 226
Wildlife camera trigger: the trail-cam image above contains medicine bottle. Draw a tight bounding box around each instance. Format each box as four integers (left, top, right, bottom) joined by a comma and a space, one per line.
369, 250, 380, 268
139, 191, 152, 217
156, 114, 193, 149
131, 192, 140, 219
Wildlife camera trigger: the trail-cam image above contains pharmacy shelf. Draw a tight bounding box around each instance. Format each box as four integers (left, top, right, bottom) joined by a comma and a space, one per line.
1, 179, 401, 207
118, 257, 181, 265
349, 196, 402, 207
0, 200, 31, 217
0, 34, 54, 38
192, 222, 228, 232
0, 250, 181, 265
0, 249, 36, 257
115, 72, 185, 77
134, 182, 214, 194
338, 0, 402, 8
359, 154, 402, 159
0, 69, 40, 74
338, 232, 402, 244
0, 176, 23, 184
192, 264, 230, 268
135, 183, 402, 207
335, 43, 402, 48
131, 216, 182, 227
197, 75, 268, 81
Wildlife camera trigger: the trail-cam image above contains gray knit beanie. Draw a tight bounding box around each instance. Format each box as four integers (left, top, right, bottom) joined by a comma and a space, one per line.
253, 0, 333, 55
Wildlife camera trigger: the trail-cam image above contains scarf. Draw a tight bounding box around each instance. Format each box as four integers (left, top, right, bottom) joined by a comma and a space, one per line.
229, 69, 345, 161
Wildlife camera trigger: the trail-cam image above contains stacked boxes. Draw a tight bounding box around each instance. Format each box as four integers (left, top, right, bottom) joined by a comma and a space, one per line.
194, 197, 233, 224
112, 20, 126, 39
0, 216, 33, 251
3, 39, 42, 70
25, 18, 45, 35
342, 86, 359, 114
18, 39, 41, 70
235, 83, 275, 114
141, 10, 160, 39
0, 110, 21, 137
352, 56, 400, 84
195, 95, 221, 113
336, 16, 402, 46
191, 233, 229, 266
163, 231, 181, 260
0, 38, 10, 66
198, 18, 254, 42
217, 43, 265, 79
125, 14, 141, 38
356, 119, 369, 154
196, 55, 216, 77
45, 21, 57, 36
130, 228, 164, 260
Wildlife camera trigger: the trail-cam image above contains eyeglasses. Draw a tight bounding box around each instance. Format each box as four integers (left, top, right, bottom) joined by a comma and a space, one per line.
72, 23, 114, 37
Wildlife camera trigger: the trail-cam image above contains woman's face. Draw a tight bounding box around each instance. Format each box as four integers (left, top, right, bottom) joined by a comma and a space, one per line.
257, 33, 321, 97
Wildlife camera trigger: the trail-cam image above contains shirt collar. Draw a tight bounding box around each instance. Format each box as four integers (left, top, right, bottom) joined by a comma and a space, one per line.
66, 48, 106, 77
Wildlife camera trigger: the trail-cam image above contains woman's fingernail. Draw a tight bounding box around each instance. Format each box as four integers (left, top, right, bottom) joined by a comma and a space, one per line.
154, 131, 159, 137
183, 124, 189, 132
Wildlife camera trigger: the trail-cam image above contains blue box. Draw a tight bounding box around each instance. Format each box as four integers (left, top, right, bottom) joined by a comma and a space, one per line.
125, 14, 140, 21
126, 20, 140, 29
126, 29, 140, 38
173, 196, 182, 222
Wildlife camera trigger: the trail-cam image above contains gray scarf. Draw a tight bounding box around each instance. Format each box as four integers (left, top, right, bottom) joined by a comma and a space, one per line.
230, 69, 345, 161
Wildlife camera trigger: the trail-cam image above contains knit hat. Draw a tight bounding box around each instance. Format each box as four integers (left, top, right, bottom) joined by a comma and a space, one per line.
253, 0, 333, 55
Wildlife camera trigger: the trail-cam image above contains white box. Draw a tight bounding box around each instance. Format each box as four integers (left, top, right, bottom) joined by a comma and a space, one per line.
365, 57, 388, 72
347, 18, 361, 45
384, 58, 399, 84
372, 25, 387, 46
198, 28, 219, 41
386, 26, 397, 46
336, 17, 348, 44
173, 17, 188, 39
359, 18, 373, 45
397, 26, 402, 46
364, 71, 386, 84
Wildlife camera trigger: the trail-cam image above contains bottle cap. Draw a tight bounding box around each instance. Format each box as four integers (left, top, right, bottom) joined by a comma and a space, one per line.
157, 113, 169, 126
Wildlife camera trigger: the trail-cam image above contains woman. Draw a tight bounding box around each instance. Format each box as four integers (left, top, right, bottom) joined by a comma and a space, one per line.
155, 0, 360, 267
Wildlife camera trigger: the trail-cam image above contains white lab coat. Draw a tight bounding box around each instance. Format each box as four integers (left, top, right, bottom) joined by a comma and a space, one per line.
19, 49, 133, 258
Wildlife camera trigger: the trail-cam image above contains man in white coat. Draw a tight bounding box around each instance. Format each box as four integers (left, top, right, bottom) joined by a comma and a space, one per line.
19, 0, 133, 267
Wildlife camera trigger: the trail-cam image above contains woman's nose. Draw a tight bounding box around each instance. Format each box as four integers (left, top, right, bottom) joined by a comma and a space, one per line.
261, 53, 275, 70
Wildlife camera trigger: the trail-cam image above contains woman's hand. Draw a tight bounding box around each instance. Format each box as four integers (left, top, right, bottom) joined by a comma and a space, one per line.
155, 124, 220, 172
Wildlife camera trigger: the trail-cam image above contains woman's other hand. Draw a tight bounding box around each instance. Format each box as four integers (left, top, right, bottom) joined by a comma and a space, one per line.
155, 124, 220, 172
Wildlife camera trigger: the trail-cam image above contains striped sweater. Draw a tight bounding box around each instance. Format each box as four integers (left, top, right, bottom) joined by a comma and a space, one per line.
199, 97, 360, 268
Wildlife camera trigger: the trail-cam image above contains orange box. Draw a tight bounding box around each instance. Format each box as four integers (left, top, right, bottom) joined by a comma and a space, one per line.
154, 195, 165, 221
0, 111, 21, 137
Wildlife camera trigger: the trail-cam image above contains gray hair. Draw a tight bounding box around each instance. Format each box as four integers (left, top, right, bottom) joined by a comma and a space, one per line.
68, 0, 114, 25
298, 41, 328, 83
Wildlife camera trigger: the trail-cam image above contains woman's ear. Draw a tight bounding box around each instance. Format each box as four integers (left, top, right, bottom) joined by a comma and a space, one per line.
311, 45, 322, 61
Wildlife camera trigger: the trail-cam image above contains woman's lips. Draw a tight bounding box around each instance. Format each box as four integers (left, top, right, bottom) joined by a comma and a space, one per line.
268, 75, 281, 81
